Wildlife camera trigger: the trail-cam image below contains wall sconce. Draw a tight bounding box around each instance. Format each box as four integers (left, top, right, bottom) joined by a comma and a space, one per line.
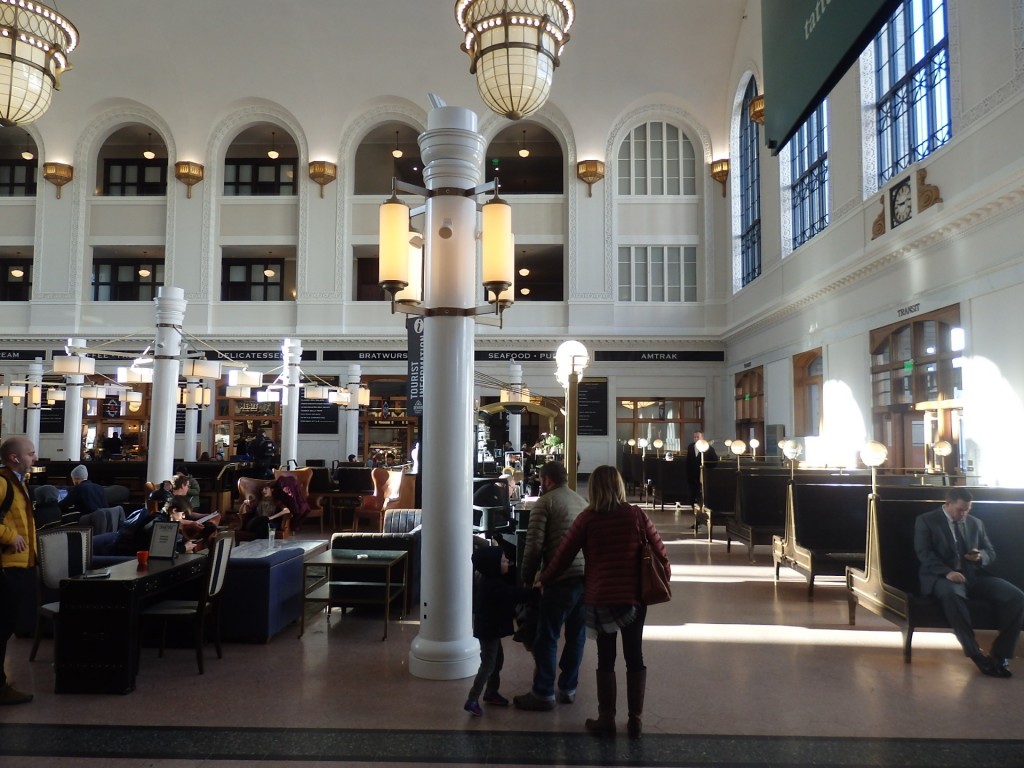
748, 94, 765, 125
174, 161, 204, 199
43, 163, 74, 199
576, 160, 604, 197
308, 161, 337, 198
710, 159, 729, 197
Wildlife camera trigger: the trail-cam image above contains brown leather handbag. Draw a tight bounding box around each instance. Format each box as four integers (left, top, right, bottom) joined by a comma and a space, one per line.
635, 506, 671, 605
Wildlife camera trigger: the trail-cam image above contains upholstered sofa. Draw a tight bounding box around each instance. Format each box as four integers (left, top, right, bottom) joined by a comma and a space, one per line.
329, 509, 422, 611
220, 540, 328, 643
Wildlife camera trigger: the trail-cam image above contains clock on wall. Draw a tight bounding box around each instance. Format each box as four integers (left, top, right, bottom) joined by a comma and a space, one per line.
889, 176, 912, 227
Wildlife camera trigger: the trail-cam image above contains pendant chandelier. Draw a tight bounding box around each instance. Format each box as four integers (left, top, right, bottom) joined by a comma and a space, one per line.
455, 0, 574, 121
0, 0, 79, 127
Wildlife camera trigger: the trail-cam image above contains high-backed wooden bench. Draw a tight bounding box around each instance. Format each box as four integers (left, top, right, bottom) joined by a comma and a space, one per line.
846, 493, 1024, 662
773, 483, 872, 597
701, 465, 737, 541
726, 471, 789, 560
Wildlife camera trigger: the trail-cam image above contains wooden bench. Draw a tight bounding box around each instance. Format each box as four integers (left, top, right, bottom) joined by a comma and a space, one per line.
773, 483, 872, 598
701, 465, 737, 541
649, 458, 689, 510
726, 471, 789, 560
846, 493, 1024, 662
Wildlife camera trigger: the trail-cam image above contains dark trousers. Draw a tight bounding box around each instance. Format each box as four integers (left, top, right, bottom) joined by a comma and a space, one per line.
468, 638, 504, 701
0, 569, 17, 686
932, 574, 1024, 659
595, 604, 647, 672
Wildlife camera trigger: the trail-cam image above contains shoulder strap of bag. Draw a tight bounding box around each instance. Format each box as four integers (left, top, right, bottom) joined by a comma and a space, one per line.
633, 504, 650, 545
0, 475, 15, 524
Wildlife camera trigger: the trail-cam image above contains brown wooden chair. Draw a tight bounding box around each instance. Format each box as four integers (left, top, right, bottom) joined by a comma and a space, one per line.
273, 467, 324, 534
351, 467, 392, 532
235, 476, 292, 539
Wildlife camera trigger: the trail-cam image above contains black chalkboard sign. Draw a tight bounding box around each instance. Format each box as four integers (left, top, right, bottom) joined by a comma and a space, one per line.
37, 400, 66, 434
577, 378, 608, 436
175, 408, 202, 434
299, 387, 339, 435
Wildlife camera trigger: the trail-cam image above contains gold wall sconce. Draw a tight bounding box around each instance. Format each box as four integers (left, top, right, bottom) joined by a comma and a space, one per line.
308, 160, 338, 198
710, 159, 730, 197
748, 94, 765, 125
576, 160, 605, 197
174, 161, 205, 199
42, 163, 74, 199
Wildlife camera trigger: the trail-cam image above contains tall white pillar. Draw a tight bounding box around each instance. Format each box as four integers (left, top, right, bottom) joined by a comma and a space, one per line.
148, 287, 187, 484
182, 378, 199, 461
508, 361, 523, 450
280, 337, 302, 467
345, 364, 361, 460
25, 359, 43, 450
61, 339, 88, 461
408, 102, 484, 681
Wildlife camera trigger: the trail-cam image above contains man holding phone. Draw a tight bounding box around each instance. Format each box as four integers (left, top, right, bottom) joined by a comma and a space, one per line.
914, 487, 1024, 678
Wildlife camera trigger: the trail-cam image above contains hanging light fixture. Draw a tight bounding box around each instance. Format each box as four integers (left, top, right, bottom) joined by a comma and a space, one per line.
20, 130, 34, 160
267, 130, 279, 159
518, 129, 529, 158
456, 0, 575, 120
391, 130, 403, 159
143, 132, 155, 160
0, 0, 79, 127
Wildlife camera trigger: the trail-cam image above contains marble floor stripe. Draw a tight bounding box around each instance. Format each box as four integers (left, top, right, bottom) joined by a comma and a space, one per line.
1, 723, 1024, 767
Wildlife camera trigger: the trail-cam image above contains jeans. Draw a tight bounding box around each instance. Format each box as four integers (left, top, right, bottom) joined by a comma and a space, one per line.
532, 577, 585, 698
468, 638, 504, 701
595, 603, 647, 672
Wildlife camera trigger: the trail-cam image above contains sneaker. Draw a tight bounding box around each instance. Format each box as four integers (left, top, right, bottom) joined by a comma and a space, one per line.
464, 699, 483, 716
0, 684, 33, 705
513, 691, 556, 711
556, 689, 575, 704
483, 691, 510, 706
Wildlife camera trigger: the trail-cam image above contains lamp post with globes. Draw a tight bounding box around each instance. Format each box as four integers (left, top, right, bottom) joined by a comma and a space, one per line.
730, 439, 747, 466
555, 340, 589, 491
695, 437, 711, 531
860, 440, 889, 495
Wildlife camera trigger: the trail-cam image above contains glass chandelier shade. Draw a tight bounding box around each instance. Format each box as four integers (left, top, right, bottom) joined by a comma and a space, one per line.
456, 0, 574, 120
0, 0, 78, 127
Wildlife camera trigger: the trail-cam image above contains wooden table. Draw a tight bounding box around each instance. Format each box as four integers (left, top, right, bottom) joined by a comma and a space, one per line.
300, 548, 407, 640
55, 554, 206, 694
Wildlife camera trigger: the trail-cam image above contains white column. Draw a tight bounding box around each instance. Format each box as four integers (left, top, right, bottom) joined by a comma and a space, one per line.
409, 102, 484, 681
566, 372, 579, 491
345, 364, 361, 460
182, 378, 199, 461
280, 337, 302, 467
508, 361, 523, 450
148, 287, 187, 484
25, 359, 43, 450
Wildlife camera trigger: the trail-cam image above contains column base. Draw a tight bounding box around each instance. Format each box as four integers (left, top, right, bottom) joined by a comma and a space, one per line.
408, 634, 479, 680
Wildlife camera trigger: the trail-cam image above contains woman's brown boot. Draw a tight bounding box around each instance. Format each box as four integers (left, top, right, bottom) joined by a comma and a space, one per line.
584, 669, 616, 736
626, 666, 646, 739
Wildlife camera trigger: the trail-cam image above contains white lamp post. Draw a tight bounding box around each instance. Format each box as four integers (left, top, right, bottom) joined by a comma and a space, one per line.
860, 440, 889, 494
378, 97, 514, 682
555, 339, 589, 491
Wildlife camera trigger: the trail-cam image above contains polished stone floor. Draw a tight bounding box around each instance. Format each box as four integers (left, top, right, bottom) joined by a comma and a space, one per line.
2, 505, 1023, 767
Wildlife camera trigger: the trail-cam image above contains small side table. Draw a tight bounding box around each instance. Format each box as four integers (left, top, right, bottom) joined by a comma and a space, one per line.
300, 548, 407, 640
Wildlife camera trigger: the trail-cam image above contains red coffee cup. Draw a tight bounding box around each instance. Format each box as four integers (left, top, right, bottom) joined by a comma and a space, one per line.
136, 550, 149, 567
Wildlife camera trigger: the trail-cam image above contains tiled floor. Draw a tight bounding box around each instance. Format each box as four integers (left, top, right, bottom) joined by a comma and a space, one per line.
2, 505, 1023, 767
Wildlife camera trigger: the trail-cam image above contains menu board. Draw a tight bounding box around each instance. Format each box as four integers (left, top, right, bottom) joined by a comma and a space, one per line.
175, 408, 202, 434
299, 386, 339, 435
37, 400, 66, 434
577, 378, 608, 436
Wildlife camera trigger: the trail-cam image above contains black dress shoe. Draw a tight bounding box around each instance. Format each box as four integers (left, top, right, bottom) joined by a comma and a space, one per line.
994, 658, 1013, 678
971, 654, 1009, 678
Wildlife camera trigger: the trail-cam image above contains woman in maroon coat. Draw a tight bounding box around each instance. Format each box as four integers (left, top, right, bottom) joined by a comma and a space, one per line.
536, 465, 670, 740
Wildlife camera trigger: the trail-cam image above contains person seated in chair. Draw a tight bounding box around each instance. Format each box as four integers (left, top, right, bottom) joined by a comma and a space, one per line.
239, 484, 290, 539
59, 465, 108, 519
173, 467, 202, 512
165, 497, 216, 553
31, 485, 63, 530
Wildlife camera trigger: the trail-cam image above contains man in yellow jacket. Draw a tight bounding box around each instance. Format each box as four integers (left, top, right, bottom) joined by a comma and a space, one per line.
0, 436, 37, 705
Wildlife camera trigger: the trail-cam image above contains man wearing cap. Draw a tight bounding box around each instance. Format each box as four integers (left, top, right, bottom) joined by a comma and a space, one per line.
59, 465, 108, 518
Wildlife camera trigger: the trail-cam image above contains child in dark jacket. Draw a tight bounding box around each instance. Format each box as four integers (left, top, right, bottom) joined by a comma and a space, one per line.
465, 545, 537, 716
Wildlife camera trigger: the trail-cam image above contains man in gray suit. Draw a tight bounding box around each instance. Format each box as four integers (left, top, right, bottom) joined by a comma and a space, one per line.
914, 487, 1024, 678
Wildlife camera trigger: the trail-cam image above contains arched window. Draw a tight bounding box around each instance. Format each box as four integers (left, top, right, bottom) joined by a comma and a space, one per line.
617, 121, 695, 196
787, 101, 829, 250
739, 79, 761, 286
793, 349, 823, 437
874, 0, 950, 184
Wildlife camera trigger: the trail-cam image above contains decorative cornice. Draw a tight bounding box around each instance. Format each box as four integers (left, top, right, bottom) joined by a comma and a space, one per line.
725, 181, 1024, 344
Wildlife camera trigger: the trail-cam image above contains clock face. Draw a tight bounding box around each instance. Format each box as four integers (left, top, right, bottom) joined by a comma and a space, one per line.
890, 178, 912, 226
